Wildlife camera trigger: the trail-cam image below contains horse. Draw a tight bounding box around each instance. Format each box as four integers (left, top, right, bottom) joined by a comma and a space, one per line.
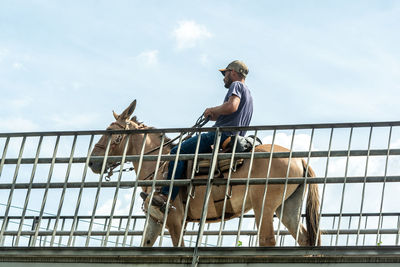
89, 100, 321, 247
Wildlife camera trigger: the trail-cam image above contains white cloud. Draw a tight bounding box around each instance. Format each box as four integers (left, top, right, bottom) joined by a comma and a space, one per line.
200, 54, 209, 65
0, 48, 9, 62
8, 96, 32, 109
173, 21, 212, 49
13, 62, 23, 69
0, 117, 38, 132
50, 113, 99, 129
136, 50, 159, 66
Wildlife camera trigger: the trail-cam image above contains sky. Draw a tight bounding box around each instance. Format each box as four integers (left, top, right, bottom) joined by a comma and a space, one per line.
1, 0, 400, 132
1, 1, 400, 247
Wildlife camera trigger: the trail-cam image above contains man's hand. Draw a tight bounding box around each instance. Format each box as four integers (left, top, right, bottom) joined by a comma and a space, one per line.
204, 107, 218, 121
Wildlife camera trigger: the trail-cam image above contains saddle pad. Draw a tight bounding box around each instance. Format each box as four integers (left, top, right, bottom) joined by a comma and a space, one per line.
195, 158, 244, 175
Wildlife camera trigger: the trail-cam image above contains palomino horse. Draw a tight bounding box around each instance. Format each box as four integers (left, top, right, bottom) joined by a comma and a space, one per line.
89, 100, 321, 247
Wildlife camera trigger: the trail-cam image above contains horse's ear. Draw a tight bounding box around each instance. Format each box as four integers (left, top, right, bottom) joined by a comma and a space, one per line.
120, 100, 137, 120
113, 110, 119, 120
131, 115, 137, 122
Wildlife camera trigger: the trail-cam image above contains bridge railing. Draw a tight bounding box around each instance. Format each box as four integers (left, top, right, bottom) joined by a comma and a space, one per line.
1, 121, 400, 248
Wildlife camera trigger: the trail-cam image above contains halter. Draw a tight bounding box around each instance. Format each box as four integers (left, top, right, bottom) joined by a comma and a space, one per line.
102, 114, 210, 181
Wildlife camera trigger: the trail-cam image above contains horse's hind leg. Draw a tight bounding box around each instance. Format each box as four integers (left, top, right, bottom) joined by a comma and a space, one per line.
275, 183, 309, 246
250, 185, 278, 246
257, 211, 276, 246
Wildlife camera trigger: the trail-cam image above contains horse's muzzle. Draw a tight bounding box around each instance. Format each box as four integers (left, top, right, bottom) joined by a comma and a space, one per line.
88, 160, 102, 174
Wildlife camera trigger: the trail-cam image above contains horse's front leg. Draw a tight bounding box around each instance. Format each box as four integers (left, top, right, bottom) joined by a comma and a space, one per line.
166, 195, 185, 247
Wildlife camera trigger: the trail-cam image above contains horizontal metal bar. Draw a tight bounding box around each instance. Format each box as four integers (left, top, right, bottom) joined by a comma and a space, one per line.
1, 120, 400, 137
3, 229, 399, 237
3, 230, 147, 236
3, 149, 400, 165
1, 176, 400, 190
2, 212, 400, 221
1, 215, 146, 220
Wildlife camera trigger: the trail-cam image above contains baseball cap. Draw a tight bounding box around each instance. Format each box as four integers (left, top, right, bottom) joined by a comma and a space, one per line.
219, 60, 249, 77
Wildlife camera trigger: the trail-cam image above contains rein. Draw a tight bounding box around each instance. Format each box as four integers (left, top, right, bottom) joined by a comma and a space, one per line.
144, 115, 209, 155
104, 114, 209, 181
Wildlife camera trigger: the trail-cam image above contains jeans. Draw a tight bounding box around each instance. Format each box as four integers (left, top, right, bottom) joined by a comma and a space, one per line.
161, 131, 229, 200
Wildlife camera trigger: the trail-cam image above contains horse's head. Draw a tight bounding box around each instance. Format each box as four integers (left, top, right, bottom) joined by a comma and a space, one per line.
89, 100, 141, 174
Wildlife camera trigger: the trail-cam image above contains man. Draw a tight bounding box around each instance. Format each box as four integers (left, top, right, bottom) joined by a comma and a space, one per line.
151, 60, 253, 209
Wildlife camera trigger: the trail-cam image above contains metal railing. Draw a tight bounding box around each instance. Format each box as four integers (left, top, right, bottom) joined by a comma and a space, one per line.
1, 121, 400, 249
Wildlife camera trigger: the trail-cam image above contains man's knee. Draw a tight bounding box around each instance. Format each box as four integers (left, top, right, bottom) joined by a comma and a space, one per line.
170, 146, 178, 154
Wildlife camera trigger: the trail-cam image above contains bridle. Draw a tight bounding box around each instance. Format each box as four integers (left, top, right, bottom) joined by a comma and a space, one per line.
99, 114, 210, 181
95, 120, 139, 181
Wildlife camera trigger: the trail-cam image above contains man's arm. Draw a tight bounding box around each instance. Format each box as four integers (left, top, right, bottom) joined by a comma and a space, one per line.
203, 95, 240, 121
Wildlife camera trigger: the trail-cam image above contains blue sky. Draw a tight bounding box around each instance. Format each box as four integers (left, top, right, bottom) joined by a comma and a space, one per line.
1, 0, 400, 132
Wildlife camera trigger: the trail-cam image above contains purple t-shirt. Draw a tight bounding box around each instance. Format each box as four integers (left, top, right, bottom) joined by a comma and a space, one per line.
213, 81, 253, 136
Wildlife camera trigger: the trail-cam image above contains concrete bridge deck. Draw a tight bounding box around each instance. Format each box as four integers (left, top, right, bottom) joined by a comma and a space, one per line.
1, 246, 400, 266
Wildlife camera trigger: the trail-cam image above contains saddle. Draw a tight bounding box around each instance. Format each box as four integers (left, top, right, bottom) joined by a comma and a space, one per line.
192, 135, 262, 178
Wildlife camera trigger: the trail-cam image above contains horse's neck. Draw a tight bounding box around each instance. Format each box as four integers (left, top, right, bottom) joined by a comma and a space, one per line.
128, 133, 170, 181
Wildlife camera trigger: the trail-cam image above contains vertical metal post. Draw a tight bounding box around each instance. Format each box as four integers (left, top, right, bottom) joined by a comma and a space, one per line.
43, 217, 52, 246
376, 126, 392, 244
335, 127, 353, 245
85, 134, 112, 246
330, 216, 336, 246
204, 223, 210, 247
256, 130, 277, 245
236, 130, 258, 246
217, 133, 239, 247
28, 216, 39, 247
192, 128, 221, 266
0, 217, 9, 246
32, 135, 60, 246
59, 218, 66, 247
0, 136, 26, 242
15, 136, 43, 246
178, 131, 203, 247
189, 222, 195, 247
101, 218, 108, 246
129, 217, 137, 247
124, 133, 149, 246
356, 127, 373, 245
362, 215, 368, 245
51, 135, 78, 246
141, 133, 168, 247
115, 218, 123, 247
316, 128, 335, 245
0, 137, 10, 177
158, 134, 184, 246
276, 129, 296, 243
346, 216, 352, 246
396, 215, 400, 245
295, 128, 314, 245
68, 135, 94, 247
104, 134, 130, 246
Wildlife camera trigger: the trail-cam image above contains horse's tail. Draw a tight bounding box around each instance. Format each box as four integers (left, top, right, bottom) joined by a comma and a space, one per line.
302, 159, 321, 246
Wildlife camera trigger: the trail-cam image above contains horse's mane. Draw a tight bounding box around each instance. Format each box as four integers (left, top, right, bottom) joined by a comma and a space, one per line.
131, 116, 176, 149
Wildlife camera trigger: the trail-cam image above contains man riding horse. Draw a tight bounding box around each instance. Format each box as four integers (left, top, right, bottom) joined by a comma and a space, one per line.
151, 60, 254, 211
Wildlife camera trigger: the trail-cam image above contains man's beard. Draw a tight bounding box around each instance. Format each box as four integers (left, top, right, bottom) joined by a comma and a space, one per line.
224, 77, 233, 88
